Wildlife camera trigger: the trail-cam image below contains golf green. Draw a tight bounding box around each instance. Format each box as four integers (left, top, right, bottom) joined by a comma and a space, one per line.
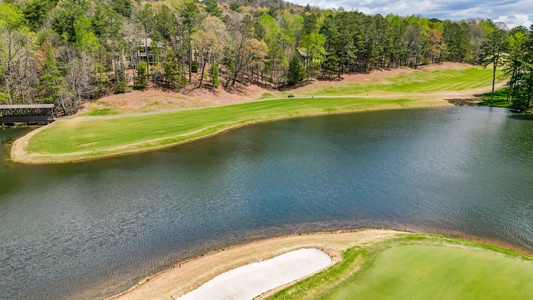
324, 245, 533, 299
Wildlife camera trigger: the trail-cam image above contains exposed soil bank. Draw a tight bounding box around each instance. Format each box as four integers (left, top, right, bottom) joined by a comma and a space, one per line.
109, 230, 400, 300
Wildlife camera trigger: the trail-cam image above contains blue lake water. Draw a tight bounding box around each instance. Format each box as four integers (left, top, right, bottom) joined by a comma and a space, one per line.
1, 106, 532, 299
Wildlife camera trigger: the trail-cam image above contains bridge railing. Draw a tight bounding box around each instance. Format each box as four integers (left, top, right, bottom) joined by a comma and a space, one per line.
0, 104, 56, 124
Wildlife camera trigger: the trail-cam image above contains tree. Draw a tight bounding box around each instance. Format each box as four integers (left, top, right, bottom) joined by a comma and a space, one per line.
203, 0, 222, 18
110, 0, 132, 18
299, 32, 326, 77
209, 61, 220, 87
164, 50, 180, 89
479, 28, 507, 104
37, 43, 63, 104
134, 61, 148, 89
507, 27, 533, 111
288, 55, 304, 85
52, 0, 90, 43
192, 16, 227, 88
504, 26, 528, 104
23, 0, 58, 32
135, 4, 155, 78
0, 3, 38, 104
179, 0, 201, 84
406, 23, 428, 69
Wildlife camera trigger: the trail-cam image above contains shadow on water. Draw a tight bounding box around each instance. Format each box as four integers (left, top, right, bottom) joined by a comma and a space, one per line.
508, 113, 533, 121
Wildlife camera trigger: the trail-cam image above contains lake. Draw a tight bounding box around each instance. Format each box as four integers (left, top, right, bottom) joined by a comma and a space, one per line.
1, 106, 533, 299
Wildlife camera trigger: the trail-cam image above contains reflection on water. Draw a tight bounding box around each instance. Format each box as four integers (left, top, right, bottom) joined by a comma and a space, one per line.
1, 107, 533, 299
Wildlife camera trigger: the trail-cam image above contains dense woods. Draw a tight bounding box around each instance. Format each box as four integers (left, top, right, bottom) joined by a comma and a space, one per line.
1, 0, 532, 114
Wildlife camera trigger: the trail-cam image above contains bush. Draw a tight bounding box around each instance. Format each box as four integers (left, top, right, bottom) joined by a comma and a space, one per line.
114, 80, 129, 94
134, 61, 148, 90
0, 93, 9, 104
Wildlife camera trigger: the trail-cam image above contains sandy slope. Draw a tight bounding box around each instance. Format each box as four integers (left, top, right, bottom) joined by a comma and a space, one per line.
109, 230, 401, 300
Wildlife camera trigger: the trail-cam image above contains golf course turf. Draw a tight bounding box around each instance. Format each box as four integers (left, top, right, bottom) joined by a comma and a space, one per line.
267, 235, 533, 300
324, 245, 533, 300
11, 66, 501, 164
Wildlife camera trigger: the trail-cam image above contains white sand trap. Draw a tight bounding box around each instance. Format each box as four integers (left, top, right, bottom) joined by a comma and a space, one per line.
178, 248, 332, 300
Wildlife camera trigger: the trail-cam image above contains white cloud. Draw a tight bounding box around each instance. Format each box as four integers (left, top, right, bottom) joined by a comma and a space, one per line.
290, 0, 533, 28
494, 14, 532, 28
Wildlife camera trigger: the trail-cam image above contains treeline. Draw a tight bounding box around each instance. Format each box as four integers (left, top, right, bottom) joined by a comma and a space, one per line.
0, 0, 521, 114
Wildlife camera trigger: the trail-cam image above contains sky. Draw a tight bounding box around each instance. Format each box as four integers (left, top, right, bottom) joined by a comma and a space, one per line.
290, 0, 533, 28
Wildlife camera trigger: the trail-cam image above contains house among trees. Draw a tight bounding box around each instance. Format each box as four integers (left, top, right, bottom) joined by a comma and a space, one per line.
134, 38, 165, 65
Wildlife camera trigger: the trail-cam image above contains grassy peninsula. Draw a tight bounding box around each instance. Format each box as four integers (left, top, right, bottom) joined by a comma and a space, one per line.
11, 65, 501, 164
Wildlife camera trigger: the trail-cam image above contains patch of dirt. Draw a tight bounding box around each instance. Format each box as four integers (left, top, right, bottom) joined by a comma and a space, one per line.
79, 83, 273, 115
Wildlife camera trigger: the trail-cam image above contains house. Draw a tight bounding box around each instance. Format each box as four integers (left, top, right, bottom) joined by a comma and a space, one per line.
136, 38, 165, 64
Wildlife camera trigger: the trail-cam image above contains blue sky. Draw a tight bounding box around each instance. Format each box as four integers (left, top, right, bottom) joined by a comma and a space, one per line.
290, 0, 533, 28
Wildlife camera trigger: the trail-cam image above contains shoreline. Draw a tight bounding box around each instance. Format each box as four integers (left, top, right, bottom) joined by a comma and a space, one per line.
108, 229, 402, 300
11, 97, 452, 164
106, 227, 533, 300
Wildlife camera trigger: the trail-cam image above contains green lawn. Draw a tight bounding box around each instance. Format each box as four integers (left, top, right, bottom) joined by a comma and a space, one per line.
267, 235, 533, 300
15, 65, 503, 163
476, 87, 512, 108
79, 107, 121, 116
22, 96, 419, 162
324, 245, 533, 300
317, 68, 498, 96
262, 67, 502, 98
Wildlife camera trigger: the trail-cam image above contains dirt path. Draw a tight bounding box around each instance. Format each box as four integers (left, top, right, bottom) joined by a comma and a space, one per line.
109, 230, 402, 300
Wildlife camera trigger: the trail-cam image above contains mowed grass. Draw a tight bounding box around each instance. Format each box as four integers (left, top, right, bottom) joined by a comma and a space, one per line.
268, 235, 533, 300
324, 245, 533, 300
262, 67, 501, 98
476, 87, 512, 108
25, 97, 414, 160
17, 65, 503, 163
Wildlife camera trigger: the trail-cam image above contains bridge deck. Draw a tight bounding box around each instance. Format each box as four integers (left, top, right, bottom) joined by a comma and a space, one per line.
0, 104, 55, 124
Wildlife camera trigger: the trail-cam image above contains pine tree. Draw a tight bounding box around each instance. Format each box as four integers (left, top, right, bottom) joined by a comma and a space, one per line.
203, 0, 221, 18
134, 62, 148, 89
210, 61, 220, 87
479, 28, 508, 104
288, 55, 304, 85
38, 45, 63, 103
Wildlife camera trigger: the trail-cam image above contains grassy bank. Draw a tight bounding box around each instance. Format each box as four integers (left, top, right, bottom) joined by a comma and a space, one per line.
12, 65, 501, 164
268, 235, 533, 300
13, 96, 443, 163
476, 87, 512, 108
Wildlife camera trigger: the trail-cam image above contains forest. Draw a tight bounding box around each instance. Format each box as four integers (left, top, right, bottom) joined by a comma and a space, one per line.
1, 0, 532, 114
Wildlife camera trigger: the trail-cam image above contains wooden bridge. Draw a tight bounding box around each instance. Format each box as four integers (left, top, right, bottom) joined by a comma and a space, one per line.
0, 104, 56, 125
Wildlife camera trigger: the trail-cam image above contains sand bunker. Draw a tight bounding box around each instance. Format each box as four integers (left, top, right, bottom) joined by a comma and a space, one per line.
178, 248, 331, 300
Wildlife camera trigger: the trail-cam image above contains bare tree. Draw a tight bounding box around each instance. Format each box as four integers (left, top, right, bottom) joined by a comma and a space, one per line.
192, 16, 227, 88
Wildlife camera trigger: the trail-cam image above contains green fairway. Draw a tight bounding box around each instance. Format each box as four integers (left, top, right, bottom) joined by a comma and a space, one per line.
17, 96, 430, 163
13, 65, 503, 163
324, 245, 533, 300
316, 68, 498, 96
261, 67, 502, 98
267, 235, 533, 300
